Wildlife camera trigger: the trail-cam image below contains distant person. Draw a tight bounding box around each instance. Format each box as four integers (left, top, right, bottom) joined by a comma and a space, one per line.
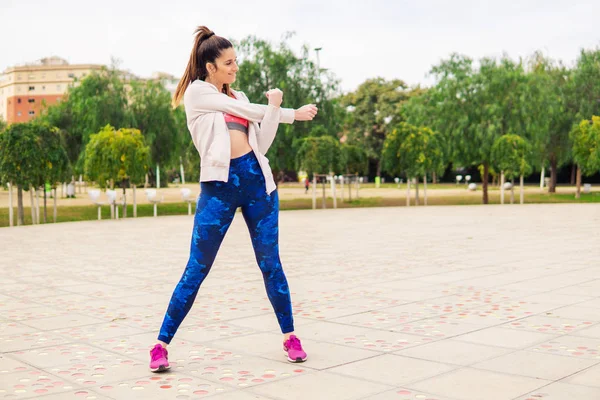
149, 26, 318, 372
305, 177, 310, 193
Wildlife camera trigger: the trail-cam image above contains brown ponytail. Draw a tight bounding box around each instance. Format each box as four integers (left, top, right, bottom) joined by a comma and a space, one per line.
172, 26, 233, 108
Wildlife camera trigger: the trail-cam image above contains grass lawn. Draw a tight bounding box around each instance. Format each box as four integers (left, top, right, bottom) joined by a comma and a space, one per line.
1, 191, 598, 228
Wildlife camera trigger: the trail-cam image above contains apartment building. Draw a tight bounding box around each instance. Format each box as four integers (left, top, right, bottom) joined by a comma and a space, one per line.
0, 56, 104, 123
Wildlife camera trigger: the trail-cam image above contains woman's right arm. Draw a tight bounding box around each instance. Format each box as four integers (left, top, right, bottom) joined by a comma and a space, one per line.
184, 86, 295, 124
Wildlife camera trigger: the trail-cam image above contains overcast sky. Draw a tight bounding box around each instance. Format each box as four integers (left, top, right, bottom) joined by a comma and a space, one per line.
1, 0, 599, 93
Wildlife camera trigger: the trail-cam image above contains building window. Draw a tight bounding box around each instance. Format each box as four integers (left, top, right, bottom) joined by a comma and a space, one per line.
29, 86, 35, 91
57, 85, 61, 90
42, 73, 46, 79
28, 75, 35, 79
17, 111, 22, 116
17, 98, 22, 104
28, 98, 35, 103
28, 111, 35, 116
68, 73, 75, 78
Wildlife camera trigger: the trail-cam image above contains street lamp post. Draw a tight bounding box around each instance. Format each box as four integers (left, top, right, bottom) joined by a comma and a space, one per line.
314, 47, 322, 71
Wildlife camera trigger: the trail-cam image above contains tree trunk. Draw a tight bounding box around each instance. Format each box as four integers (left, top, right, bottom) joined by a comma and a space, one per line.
17, 185, 24, 226
423, 174, 428, 206
133, 185, 137, 217
520, 175, 524, 205
29, 187, 36, 224
415, 177, 420, 206
432, 171, 437, 185
500, 171, 505, 205
35, 188, 40, 224
8, 182, 14, 227
549, 155, 557, 193
376, 159, 381, 180
575, 164, 582, 199
322, 177, 326, 209
43, 188, 48, 223
570, 164, 576, 185
122, 179, 127, 218
510, 179, 515, 204
53, 188, 57, 223
406, 174, 410, 207
482, 162, 489, 204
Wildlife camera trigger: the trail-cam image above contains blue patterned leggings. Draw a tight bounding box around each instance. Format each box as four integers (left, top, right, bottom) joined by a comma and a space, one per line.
158, 151, 294, 344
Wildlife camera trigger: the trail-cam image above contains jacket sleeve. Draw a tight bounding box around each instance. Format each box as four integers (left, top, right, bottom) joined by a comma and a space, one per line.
184, 85, 295, 124
236, 91, 281, 154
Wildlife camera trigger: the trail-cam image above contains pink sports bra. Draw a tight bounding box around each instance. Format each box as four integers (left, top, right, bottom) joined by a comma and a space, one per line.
224, 113, 249, 134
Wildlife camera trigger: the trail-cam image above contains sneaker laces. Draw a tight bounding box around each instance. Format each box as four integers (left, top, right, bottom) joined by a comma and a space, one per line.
288, 336, 303, 351
151, 345, 166, 360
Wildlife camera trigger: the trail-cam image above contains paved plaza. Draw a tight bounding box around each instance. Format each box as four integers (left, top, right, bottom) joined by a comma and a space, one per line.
1, 204, 600, 400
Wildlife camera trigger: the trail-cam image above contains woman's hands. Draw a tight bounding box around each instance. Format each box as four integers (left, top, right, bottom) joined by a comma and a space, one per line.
266, 89, 283, 107
265, 88, 318, 121
294, 104, 318, 121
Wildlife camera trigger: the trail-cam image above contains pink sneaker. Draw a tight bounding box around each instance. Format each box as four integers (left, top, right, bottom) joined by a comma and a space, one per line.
149, 344, 170, 372
283, 335, 307, 363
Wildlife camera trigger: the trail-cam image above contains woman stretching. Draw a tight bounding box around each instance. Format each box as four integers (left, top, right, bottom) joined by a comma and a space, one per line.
149, 26, 318, 372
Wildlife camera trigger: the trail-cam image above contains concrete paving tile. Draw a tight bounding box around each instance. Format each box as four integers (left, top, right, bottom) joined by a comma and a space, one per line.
329, 354, 456, 386
573, 323, 600, 339
0, 369, 81, 399
8, 343, 119, 369
526, 335, 600, 359
52, 321, 148, 342
396, 339, 511, 366
299, 321, 437, 352
1, 330, 71, 352
515, 382, 600, 400
88, 373, 233, 399
0, 294, 41, 311
473, 350, 599, 380
26, 389, 112, 399
389, 318, 484, 339
203, 390, 276, 400
183, 355, 307, 389
410, 368, 551, 400
21, 314, 106, 331
259, 338, 382, 370
365, 387, 460, 400
251, 371, 392, 400
545, 305, 600, 321
563, 363, 600, 388
0, 354, 36, 375
454, 327, 557, 349
502, 315, 596, 335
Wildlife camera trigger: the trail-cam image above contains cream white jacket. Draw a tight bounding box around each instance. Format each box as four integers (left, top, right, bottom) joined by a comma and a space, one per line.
183, 80, 295, 194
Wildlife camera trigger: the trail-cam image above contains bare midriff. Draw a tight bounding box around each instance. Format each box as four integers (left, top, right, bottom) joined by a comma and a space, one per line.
229, 129, 253, 159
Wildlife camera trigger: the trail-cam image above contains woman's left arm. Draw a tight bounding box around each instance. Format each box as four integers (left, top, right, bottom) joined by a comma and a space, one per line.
237, 91, 281, 154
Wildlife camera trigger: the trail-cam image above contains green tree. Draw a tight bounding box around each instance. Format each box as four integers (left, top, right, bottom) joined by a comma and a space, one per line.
491, 134, 533, 204
570, 117, 600, 198
234, 35, 342, 180
382, 122, 444, 205
429, 54, 528, 204
524, 53, 573, 193
295, 136, 342, 177
341, 78, 410, 178
0, 123, 44, 225
129, 79, 183, 187
41, 67, 134, 172
84, 125, 151, 217
340, 143, 368, 175
29, 123, 71, 222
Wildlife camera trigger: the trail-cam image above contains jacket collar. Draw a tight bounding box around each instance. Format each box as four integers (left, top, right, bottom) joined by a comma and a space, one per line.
191, 79, 240, 98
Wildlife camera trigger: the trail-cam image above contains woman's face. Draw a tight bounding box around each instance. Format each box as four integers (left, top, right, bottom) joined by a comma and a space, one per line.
208, 47, 238, 84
